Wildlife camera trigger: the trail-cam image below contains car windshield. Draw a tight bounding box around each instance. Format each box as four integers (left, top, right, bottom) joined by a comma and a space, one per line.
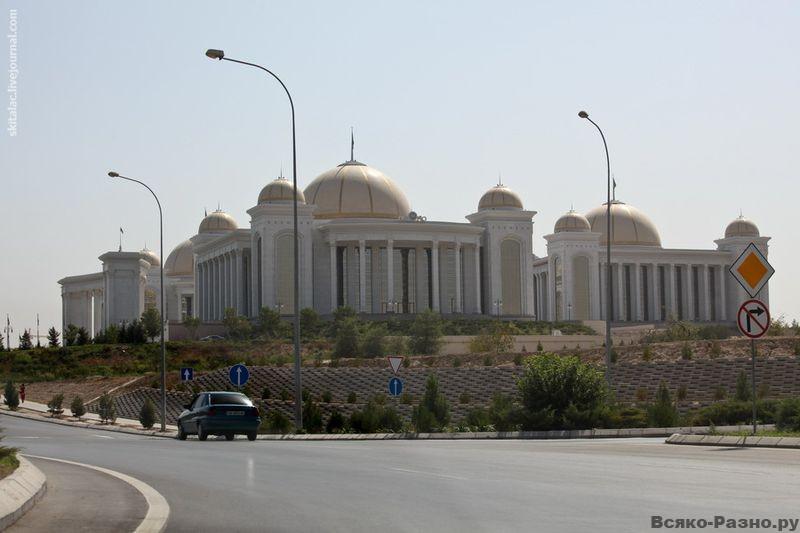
209, 394, 251, 406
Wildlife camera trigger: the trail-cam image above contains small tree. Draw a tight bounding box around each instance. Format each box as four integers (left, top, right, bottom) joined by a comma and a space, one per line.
141, 308, 162, 342
258, 307, 283, 338
18, 330, 33, 350
47, 393, 65, 416
680, 342, 693, 360
222, 308, 251, 339
325, 410, 346, 433
302, 396, 323, 433
64, 324, 79, 346
412, 374, 450, 431
263, 409, 292, 434
98, 393, 117, 424
469, 321, 515, 354
183, 316, 200, 340
76, 327, 90, 346
70, 396, 86, 418
299, 308, 320, 338
333, 317, 361, 358
488, 393, 518, 432
362, 323, 387, 358
734, 370, 751, 402
3, 380, 20, 410
648, 380, 678, 427
139, 399, 156, 429
408, 310, 443, 355
0, 332, 4, 351
47, 327, 60, 347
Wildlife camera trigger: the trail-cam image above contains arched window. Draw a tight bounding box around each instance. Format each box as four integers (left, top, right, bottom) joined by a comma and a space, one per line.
275, 233, 294, 314
554, 256, 563, 320
500, 239, 522, 315
572, 255, 590, 320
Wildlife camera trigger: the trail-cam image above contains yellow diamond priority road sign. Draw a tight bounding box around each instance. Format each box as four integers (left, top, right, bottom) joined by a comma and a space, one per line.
729, 243, 774, 298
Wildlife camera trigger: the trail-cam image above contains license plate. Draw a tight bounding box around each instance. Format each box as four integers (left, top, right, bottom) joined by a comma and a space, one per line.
227, 411, 244, 416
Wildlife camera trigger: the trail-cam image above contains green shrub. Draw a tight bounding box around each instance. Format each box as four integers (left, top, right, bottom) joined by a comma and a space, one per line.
97, 393, 116, 424
483, 355, 493, 367
325, 410, 346, 433
408, 310, 443, 355
300, 308, 320, 338
692, 399, 778, 426
709, 340, 722, 358
680, 343, 693, 360
362, 324, 387, 358
333, 317, 361, 358
635, 388, 650, 402
642, 346, 653, 361
347, 391, 357, 404
302, 397, 323, 433
279, 388, 291, 401
47, 393, 65, 416
488, 393, 518, 432
601, 405, 648, 429
386, 336, 407, 356
469, 321, 514, 354
139, 399, 156, 429
261, 409, 292, 434
3, 381, 19, 410
713, 386, 727, 401
257, 307, 285, 338
412, 374, 450, 432
349, 398, 402, 433
261, 386, 271, 400
321, 390, 332, 403
463, 407, 491, 430
734, 370, 751, 402
757, 383, 770, 399
647, 381, 678, 427
677, 384, 688, 401
513, 354, 523, 366
70, 396, 86, 418
459, 392, 471, 404
517, 353, 607, 431
536, 342, 543, 353
452, 357, 461, 368
776, 398, 800, 432
400, 392, 413, 405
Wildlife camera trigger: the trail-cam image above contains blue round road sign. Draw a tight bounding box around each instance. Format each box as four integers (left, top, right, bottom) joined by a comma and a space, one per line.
229, 363, 250, 387
388, 377, 403, 397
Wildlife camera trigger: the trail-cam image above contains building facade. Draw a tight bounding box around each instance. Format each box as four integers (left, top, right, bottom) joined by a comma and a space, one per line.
58, 156, 769, 336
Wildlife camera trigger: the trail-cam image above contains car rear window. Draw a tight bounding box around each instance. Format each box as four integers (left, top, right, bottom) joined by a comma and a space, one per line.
210, 394, 252, 406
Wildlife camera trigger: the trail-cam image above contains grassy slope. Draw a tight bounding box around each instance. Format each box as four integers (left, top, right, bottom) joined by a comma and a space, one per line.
0, 452, 19, 481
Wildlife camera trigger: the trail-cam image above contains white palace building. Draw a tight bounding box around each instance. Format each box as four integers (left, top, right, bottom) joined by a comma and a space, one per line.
58, 155, 770, 338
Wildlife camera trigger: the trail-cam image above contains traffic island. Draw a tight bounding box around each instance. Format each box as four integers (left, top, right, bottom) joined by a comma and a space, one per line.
0, 456, 47, 530
665, 433, 800, 449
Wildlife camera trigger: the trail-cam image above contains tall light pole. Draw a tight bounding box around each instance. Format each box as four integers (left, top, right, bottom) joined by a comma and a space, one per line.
578, 110, 613, 386
108, 171, 167, 431
206, 48, 303, 430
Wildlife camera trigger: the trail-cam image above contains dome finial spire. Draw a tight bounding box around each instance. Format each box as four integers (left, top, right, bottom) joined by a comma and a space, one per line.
497, 172, 503, 187
350, 126, 355, 162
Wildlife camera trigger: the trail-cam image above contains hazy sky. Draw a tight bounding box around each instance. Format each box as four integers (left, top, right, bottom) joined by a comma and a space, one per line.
2, 1, 798, 346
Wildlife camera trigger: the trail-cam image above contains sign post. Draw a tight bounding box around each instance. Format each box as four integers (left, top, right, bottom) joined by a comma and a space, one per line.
730, 244, 774, 436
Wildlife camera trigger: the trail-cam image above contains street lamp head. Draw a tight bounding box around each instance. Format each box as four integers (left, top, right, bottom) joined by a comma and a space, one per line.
578, 110, 589, 119
108, 171, 119, 178
205, 49, 225, 60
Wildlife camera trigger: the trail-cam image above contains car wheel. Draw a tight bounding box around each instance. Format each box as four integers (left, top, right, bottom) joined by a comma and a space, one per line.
225, 433, 234, 441
247, 431, 257, 441
198, 423, 208, 441
177, 423, 187, 441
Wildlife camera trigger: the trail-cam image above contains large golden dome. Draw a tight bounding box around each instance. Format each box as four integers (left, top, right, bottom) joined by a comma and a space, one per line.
303, 161, 410, 220
585, 200, 661, 247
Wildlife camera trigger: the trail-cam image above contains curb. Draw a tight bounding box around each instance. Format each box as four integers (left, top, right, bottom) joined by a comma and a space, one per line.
665, 433, 800, 449
0, 456, 47, 530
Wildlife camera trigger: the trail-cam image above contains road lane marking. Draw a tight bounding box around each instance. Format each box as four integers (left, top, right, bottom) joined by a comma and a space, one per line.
91, 435, 115, 439
23, 454, 170, 533
17, 436, 41, 439
390, 467, 468, 481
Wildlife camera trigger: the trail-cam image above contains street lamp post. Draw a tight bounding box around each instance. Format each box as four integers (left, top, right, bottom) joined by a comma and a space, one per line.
206, 49, 303, 430
108, 171, 167, 432
578, 110, 614, 386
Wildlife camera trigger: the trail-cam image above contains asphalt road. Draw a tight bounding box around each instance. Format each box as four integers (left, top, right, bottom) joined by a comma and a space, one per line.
2, 414, 799, 533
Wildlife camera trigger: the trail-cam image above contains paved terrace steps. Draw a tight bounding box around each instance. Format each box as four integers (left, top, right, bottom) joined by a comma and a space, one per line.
88, 356, 800, 425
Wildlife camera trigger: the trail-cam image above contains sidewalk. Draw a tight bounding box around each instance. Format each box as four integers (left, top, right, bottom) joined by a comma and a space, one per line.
1, 397, 178, 438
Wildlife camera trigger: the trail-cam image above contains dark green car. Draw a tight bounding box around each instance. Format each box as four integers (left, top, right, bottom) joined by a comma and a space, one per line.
177, 391, 261, 441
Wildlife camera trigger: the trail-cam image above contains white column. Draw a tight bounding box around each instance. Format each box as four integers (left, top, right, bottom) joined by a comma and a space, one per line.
454, 242, 462, 313
359, 240, 367, 313
329, 241, 337, 312
617, 262, 625, 321
415, 245, 426, 312
668, 264, 678, 320
473, 244, 481, 314
234, 251, 241, 315
431, 240, 440, 312
386, 239, 394, 312
686, 264, 694, 321
371, 245, 381, 313
719, 265, 727, 321
653, 264, 661, 322
634, 262, 643, 321
703, 265, 712, 321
